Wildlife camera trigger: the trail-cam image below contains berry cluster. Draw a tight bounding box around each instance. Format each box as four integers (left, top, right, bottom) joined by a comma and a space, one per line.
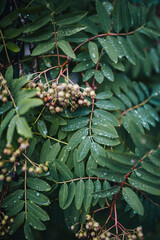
0, 77, 8, 103
31, 82, 96, 114
27, 162, 48, 175
126, 227, 143, 240
0, 213, 14, 237
72, 215, 102, 240
72, 215, 144, 240
0, 138, 29, 182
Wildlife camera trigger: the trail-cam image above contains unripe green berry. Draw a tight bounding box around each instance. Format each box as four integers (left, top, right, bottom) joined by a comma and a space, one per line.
0, 174, 5, 181
28, 167, 34, 173
1, 220, 6, 225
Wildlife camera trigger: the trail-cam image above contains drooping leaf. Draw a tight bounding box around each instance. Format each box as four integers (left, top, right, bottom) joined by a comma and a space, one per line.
37, 120, 48, 138
83, 179, 94, 211
63, 182, 76, 209
7, 115, 18, 144
122, 187, 144, 215
96, 0, 111, 32
88, 41, 99, 64
55, 159, 73, 180
58, 40, 76, 59
10, 212, 25, 235
59, 183, 69, 209
75, 180, 85, 210
16, 117, 32, 138
76, 137, 91, 161
67, 127, 88, 150
98, 38, 118, 64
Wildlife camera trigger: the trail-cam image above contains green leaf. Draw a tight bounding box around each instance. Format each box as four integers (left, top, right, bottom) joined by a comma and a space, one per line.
95, 70, 104, 84
91, 142, 106, 166
56, 11, 87, 25
0, 109, 15, 137
76, 137, 91, 161
19, 26, 53, 42
16, 117, 32, 138
40, 140, 51, 163
50, 163, 59, 182
67, 127, 88, 150
6, 41, 20, 52
5, 65, 13, 84
92, 180, 101, 206
75, 180, 85, 210
93, 135, 120, 146
134, 169, 160, 185
10, 212, 25, 235
92, 185, 120, 198
101, 65, 114, 82
63, 182, 75, 209
98, 38, 118, 64
121, 0, 131, 32
0, 9, 19, 28
0, 101, 12, 115
18, 98, 43, 115
58, 40, 76, 59
27, 212, 46, 231
92, 124, 118, 139
55, 159, 73, 180
88, 41, 99, 64
59, 183, 69, 209
48, 142, 61, 163
37, 120, 48, 138
94, 109, 120, 126
5, 28, 23, 39
113, 0, 123, 33
1, 189, 24, 208
27, 178, 51, 192
127, 35, 145, 60
84, 179, 94, 211
7, 115, 18, 144
142, 162, 160, 177
90, 168, 124, 182
122, 187, 144, 215
148, 150, 160, 167
31, 39, 55, 56
96, 91, 113, 100
27, 189, 50, 206
83, 69, 95, 82
58, 25, 87, 37
107, 151, 139, 166
74, 150, 85, 177
128, 176, 160, 196
96, 0, 111, 32
7, 200, 24, 217
117, 37, 136, 65
24, 221, 34, 240
95, 100, 119, 110
23, 14, 52, 33
72, 60, 95, 72
27, 201, 49, 221
62, 118, 89, 132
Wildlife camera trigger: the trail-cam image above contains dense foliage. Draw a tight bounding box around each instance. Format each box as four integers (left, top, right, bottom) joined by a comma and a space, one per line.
0, 0, 160, 239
